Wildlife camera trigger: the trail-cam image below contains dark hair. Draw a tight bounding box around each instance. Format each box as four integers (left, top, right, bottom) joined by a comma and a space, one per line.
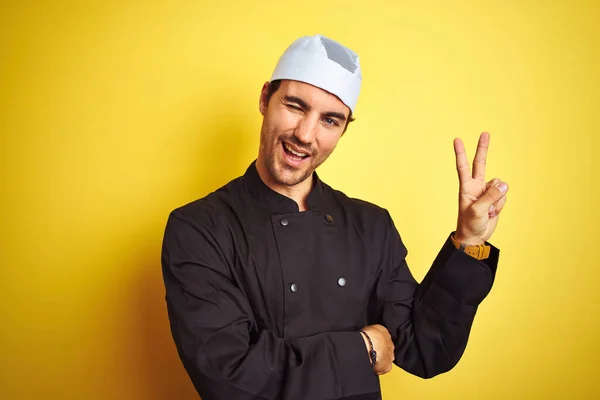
265, 80, 356, 134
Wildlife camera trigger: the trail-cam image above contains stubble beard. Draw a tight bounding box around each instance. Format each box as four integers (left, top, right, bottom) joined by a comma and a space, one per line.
259, 125, 325, 188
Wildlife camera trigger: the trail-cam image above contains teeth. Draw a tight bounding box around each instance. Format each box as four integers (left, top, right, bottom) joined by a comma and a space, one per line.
284, 143, 307, 158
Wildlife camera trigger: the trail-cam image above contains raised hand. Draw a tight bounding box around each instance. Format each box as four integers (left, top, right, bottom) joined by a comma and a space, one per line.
453, 132, 508, 245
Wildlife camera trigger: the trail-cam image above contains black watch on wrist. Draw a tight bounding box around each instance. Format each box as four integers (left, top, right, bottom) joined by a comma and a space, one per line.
359, 330, 377, 366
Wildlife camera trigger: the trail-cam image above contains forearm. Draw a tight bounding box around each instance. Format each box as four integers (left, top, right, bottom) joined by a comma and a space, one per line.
383, 233, 499, 378
391, 277, 478, 378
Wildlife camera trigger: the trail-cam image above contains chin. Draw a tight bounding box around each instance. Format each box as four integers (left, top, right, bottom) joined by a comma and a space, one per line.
273, 169, 305, 187
273, 161, 312, 187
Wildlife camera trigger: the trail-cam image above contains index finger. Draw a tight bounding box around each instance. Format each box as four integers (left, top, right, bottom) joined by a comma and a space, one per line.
453, 137, 471, 184
472, 132, 490, 181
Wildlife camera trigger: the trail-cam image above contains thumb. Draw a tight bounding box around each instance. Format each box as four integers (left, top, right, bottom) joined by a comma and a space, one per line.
474, 181, 508, 213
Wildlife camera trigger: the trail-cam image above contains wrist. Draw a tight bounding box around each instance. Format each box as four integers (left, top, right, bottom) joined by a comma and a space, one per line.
451, 232, 491, 260
359, 330, 377, 366
452, 232, 484, 245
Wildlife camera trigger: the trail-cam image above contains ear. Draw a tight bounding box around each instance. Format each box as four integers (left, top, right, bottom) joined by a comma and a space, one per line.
259, 81, 270, 115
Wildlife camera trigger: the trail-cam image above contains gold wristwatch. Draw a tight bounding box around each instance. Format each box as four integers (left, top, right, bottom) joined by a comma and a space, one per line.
451, 234, 491, 260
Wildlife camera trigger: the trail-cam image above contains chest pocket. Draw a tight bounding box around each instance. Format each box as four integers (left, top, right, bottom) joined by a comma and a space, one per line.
273, 211, 373, 339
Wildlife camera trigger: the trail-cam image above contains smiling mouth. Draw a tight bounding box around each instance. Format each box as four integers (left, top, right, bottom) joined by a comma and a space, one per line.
282, 142, 310, 161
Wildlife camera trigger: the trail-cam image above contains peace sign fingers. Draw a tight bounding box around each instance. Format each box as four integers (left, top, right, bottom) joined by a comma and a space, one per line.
453, 131, 506, 244
454, 132, 490, 185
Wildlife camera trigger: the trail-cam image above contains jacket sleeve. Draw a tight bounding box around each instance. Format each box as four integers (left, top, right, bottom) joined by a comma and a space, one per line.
161, 209, 380, 400
378, 212, 500, 378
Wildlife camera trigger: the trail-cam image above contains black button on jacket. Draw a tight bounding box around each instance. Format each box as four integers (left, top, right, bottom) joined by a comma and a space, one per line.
161, 162, 500, 400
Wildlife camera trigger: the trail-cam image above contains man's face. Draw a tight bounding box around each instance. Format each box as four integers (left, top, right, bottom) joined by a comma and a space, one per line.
257, 80, 350, 187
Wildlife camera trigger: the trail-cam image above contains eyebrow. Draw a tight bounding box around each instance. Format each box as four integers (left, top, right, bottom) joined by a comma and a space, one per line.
322, 111, 347, 122
283, 95, 347, 123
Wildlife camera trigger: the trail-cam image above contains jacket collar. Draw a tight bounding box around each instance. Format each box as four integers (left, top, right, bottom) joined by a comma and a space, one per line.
242, 161, 329, 214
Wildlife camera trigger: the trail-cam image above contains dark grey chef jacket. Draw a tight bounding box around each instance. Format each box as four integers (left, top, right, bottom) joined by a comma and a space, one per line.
161, 161, 499, 400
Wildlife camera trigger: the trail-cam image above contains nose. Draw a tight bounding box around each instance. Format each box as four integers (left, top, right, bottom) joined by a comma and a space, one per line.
294, 115, 318, 145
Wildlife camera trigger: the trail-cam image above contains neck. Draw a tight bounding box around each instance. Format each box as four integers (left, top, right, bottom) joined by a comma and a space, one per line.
255, 159, 312, 212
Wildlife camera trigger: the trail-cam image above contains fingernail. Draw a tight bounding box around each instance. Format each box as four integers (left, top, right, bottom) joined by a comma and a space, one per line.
496, 183, 508, 193
489, 205, 495, 212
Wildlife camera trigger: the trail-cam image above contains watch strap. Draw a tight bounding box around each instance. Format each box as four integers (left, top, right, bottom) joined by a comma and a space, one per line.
359, 330, 377, 366
451, 234, 491, 260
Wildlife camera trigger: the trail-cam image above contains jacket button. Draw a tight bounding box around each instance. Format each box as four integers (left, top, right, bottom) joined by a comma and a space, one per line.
325, 214, 333, 223
280, 219, 289, 226
290, 283, 298, 293
337, 278, 346, 287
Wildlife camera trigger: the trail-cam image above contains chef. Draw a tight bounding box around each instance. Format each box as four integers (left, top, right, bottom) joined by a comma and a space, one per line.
161, 34, 509, 400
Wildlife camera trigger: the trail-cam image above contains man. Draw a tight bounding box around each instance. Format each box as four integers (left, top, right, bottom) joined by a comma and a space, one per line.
161, 35, 508, 400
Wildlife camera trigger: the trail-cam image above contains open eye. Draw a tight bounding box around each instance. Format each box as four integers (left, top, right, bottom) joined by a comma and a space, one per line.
323, 117, 339, 127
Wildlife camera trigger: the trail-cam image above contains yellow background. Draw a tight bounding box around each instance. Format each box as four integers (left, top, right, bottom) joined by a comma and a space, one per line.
2, 1, 599, 399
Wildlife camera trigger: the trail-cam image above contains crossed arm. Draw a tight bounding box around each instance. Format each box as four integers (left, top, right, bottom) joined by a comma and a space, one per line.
161, 209, 499, 400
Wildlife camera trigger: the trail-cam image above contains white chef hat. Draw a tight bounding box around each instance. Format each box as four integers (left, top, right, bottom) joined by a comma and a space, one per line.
270, 35, 362, 113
